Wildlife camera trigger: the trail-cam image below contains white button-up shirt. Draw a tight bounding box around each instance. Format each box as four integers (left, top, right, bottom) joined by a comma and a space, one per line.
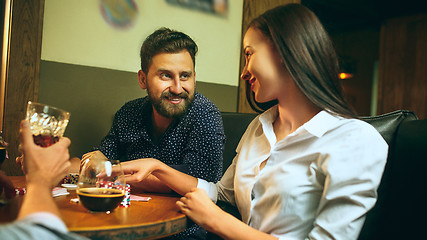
198, 107, 388, 239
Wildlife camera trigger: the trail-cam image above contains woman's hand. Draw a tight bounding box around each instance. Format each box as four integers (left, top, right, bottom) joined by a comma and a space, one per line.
98, 158, 198, 196
176, 188, 225, 233
177, 188, 278, 240
121, 158, 162, 183
98, 158, 163, 184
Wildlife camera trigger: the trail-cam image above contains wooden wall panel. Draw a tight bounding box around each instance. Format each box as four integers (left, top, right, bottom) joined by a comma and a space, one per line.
1, 0, 44, 176
238, 0, 300, 113
332, 29, 379, 116
378, 14, 427, 119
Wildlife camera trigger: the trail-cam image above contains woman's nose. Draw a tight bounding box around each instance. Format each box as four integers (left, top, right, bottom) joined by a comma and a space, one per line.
241, 66, 251, 81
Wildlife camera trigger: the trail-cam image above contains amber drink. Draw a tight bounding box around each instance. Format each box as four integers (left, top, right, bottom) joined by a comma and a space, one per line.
77, 156, 125, 213
25, 101, 70, 147
77, 187, 124, 212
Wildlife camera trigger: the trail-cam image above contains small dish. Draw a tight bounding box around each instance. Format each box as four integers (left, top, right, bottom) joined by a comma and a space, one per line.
61, 184, 77, 190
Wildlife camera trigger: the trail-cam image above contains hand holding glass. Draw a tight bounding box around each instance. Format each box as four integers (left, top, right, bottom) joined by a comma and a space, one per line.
25, 101, 70, 147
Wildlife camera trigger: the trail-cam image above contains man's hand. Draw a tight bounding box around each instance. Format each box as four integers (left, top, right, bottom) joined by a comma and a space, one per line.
19, 120, 71, 188
80, 150, 107, 169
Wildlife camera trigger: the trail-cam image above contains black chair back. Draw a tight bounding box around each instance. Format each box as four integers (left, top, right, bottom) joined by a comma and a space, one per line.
359, 110, 421, 239
221, 112, 258, 173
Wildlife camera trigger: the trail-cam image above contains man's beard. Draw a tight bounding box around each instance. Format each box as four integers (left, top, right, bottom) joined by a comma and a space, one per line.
148, 89, 194, 119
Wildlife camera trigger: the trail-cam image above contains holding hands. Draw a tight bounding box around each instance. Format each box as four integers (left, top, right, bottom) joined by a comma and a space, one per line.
98, 158, 268, 239
102, 158, 225, 233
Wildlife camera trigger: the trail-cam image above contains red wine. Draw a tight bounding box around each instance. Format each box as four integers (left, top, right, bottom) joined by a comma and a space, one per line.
33, 134, 59, 147
77, 188, 124, 212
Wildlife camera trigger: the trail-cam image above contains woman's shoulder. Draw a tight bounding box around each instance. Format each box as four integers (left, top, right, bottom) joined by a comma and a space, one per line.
328, 116, 387, 148
337, 117, 381, 134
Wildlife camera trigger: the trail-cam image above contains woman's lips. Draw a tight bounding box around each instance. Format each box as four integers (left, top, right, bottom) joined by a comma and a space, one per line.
249, 79, 255, 90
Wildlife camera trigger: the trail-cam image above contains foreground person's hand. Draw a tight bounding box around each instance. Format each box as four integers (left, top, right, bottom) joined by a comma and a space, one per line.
17, 120, 73, 220
19, 120, 71, 187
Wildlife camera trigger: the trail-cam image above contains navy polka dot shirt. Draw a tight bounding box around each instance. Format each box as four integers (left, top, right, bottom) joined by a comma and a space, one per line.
95, 92, 225, 183
95, 93, 225, 239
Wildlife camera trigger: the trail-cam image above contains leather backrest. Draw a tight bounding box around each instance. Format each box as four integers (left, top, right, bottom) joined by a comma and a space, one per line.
388, 119, 427, 239
360, 110, 418, 145
221, 112, 258, 173
358, 110, 418, 240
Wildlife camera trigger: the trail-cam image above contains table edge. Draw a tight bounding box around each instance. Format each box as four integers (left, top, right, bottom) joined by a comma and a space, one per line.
71, 214, 187, 239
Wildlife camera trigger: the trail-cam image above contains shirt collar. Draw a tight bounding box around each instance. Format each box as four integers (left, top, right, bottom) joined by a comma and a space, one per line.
259, 105, 278, 127
303, 110, 342, 138
259, 106, 342, 138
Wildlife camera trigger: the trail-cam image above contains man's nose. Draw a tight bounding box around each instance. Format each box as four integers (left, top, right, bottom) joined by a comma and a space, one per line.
170, 78, 183, 94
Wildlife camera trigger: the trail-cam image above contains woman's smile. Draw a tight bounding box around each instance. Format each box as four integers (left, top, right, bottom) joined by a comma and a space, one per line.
249, 78, 256, 90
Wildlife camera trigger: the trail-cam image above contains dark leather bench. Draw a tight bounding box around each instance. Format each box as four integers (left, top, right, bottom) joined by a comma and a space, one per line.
215, 110, 425, 239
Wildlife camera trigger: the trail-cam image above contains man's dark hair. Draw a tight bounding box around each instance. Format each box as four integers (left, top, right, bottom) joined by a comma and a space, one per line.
140, 27, 198, 73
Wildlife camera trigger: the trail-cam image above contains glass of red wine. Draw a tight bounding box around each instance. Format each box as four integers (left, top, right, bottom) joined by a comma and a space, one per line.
25, 101, 70, 147
77, 155, 125, 213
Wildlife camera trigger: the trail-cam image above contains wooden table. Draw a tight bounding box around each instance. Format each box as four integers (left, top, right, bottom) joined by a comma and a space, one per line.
0, 176, 187, 239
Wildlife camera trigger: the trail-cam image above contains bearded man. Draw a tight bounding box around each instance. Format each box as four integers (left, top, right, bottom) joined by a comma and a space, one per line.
82, 28, 225, 239
91, 27, 224, 189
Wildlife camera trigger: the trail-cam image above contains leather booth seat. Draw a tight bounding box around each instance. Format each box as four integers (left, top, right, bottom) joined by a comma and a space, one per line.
217, 110, 425, 239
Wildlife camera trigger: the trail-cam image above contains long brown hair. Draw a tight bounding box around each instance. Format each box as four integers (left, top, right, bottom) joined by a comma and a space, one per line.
247, 4, 357, 118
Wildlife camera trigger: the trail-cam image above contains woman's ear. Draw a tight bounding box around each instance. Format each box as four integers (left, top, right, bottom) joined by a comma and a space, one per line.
137, 70, 147, 90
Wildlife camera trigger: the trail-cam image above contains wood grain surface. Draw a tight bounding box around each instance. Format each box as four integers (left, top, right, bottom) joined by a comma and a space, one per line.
378, 14, 427, 119
1, 176, 187, 240
1, 0, 44, 176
